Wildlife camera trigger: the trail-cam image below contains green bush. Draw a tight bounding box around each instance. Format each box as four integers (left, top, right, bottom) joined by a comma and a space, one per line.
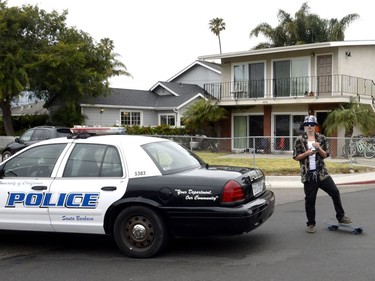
124, 125, 192, 136
0, 114, 49, 135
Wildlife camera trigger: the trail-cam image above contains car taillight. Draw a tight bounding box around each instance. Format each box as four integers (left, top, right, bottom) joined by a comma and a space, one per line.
221, 180, 245, 203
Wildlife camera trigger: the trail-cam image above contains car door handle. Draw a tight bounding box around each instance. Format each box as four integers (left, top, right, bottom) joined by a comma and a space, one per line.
101, 186, 117, 191
32, 186, 48, 190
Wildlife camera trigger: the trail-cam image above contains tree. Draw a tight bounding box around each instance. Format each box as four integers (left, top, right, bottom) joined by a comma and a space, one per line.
0, 2, 130, 134
182, 98, 228, 137
250, 2, 359, 49
323, 98, 375, 138
209, 18, 226, 54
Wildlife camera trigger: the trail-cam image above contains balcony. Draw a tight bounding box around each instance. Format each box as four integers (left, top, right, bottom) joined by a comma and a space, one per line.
204, 74, 375, 107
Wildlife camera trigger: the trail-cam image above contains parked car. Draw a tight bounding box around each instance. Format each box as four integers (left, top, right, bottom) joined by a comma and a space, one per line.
0, 130, 275, 258
1, 126, 72, 161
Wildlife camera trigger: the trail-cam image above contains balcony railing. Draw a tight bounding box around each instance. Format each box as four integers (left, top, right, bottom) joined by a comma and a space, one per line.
204, 74, 375, 101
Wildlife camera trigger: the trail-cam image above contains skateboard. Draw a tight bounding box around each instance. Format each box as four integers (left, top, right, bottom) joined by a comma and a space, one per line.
323, 218, 364, 235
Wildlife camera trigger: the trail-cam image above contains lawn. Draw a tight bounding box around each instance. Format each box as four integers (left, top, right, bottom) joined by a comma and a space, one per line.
195, 152, 375, 176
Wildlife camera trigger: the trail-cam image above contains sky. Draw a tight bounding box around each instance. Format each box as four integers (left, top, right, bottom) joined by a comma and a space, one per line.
5, 0, 375, 90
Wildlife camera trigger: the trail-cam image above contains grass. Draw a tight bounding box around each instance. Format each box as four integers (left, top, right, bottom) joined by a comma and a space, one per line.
195, 152, 375, 176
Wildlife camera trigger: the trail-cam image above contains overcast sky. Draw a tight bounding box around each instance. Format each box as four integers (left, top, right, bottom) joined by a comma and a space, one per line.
6, 0, 375, 90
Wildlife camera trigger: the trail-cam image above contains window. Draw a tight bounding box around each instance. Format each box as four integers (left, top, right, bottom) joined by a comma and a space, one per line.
32, 129, 51, 141
233, 116, 247, 149
19, 129, 34, 143
63, 144, 122, 177
274, 114, 306, 151
160, 114, 175, 126
233, 63, 265, 98
1, 144, 66, 177
121, 111, 141, 126
142, 141, 203, 175
233, 115, 264, 150
273, 58, 309, 97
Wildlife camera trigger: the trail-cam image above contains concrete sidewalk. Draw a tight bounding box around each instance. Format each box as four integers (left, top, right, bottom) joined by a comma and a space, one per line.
266, 172, 375, 189
259, 154, 375, 189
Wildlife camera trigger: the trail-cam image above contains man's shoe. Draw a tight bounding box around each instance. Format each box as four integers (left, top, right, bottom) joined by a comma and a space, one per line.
338, 216, 352, 224
306, 225, 316, 233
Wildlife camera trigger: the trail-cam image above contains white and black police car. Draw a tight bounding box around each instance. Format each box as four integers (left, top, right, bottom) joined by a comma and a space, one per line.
0, 128, 275, 258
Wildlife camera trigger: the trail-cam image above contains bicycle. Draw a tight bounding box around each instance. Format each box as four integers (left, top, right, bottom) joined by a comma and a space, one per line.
342, 135, 375, 159
364, 138, 375, 159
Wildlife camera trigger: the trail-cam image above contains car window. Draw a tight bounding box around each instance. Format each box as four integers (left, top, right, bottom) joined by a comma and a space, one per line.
41, 129, 52, 140
63, 144, 123, 177
142, 141, 203, 174
1, 144, 67, 177
19, 129, 34, 143
31, 129, 46, 141
56, 128, 73, 137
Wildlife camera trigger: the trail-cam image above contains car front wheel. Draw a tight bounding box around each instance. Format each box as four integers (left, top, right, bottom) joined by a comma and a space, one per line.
1, 151, 12, 161
113, 206, 168, 258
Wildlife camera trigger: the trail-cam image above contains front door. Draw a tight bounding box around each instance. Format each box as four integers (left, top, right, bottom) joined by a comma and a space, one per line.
275, 115, 290, 151
0, 144, 67, 231
317, 55, 332, 96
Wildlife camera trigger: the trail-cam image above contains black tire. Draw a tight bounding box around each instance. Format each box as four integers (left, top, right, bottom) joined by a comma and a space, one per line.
2, 151, 12, 161
113, 206, 168, 258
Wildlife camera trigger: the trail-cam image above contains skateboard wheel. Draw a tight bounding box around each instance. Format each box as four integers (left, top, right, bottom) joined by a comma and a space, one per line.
328, 225, 338, 231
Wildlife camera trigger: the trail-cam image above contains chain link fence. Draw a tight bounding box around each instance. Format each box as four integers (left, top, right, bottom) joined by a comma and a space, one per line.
156, 135, 375, 160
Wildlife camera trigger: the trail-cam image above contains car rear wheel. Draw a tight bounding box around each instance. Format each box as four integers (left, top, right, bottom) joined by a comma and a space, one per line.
113, 206, 168, 258
1, 151, 12, 161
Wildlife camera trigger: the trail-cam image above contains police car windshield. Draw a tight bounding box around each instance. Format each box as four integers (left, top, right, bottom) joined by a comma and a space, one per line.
142, 141, 204, 174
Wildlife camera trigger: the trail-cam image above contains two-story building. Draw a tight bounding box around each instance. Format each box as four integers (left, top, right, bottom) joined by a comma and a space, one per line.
199, 41, 375, 152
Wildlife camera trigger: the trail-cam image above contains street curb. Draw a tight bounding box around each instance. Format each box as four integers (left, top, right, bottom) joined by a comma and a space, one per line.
337, 180, 375, 186
266, 172, 375, 188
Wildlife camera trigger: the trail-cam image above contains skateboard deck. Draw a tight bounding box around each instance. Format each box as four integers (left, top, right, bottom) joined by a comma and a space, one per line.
323, 218, 364, 235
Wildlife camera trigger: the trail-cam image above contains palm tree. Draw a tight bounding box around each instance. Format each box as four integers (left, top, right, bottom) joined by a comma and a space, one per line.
209, 18, 226, 54
323, 98, 375, 138
250, 2, 359, 49
182, 98, 228, 137
323, 98, 375, 158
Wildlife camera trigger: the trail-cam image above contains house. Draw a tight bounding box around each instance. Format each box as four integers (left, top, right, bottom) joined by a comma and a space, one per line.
77, 60, 221, 127
198, 41, 375, 153
80, 83, 207, 127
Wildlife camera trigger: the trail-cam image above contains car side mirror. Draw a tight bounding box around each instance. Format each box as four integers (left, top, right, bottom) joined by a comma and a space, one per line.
15, 137, 20, 143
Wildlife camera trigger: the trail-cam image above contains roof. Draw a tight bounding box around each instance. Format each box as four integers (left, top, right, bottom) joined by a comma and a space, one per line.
11, 101, 48, 116
198, 40, 375, 61
81, 88, 158, 108
80, 83, 206, 110
166, 60, 221, 82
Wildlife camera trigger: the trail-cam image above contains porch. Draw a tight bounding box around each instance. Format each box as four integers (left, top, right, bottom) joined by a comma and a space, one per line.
204, 74, 375, 108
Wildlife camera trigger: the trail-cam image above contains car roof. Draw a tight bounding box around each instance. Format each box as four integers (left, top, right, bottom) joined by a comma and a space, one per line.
29, 125, 70, 129
35, 134, 170, 147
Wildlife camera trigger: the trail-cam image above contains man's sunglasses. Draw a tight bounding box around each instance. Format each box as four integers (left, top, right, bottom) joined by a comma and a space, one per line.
304, 122, 317, 127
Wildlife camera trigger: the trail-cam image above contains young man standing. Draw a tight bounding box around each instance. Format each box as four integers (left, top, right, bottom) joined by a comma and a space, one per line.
293, 115, 352, 233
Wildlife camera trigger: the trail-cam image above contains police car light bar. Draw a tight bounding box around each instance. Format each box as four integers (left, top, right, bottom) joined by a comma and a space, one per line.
70, 126, 125, 135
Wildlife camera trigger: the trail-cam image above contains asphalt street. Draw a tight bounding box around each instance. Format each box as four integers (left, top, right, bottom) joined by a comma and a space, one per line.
0, 184, 374, 281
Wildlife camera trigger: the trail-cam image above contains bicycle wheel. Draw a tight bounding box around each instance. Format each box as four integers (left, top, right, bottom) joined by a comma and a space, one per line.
348, 143, 357, 157
364, 143, 375, 159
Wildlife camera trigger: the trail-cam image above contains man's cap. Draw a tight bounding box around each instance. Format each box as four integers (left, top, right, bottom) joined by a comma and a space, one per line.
303, 115, 318, 125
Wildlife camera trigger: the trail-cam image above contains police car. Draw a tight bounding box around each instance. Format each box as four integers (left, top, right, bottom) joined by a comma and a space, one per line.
0, 128, 275, 258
